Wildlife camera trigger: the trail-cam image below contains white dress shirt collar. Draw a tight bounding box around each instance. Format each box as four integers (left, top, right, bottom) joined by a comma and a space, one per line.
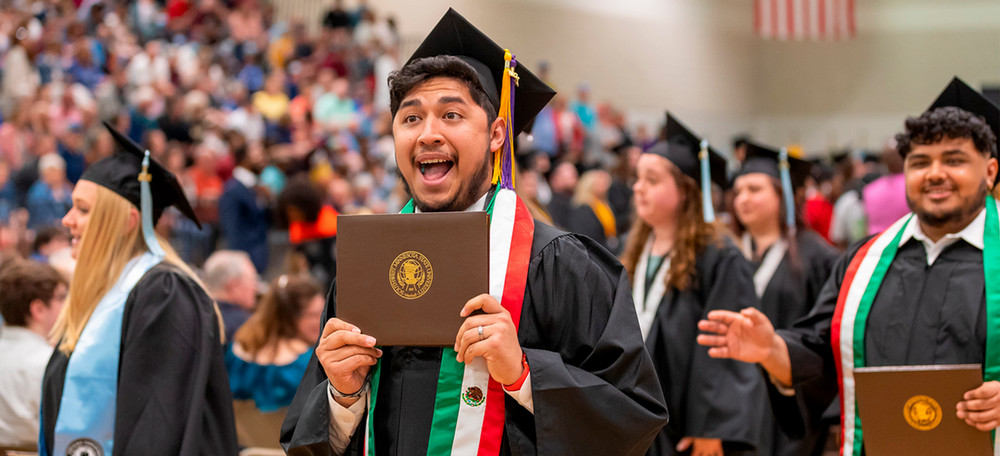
232, 166, 258, 189
899, 203, 988, 265
413, 191, 490, 213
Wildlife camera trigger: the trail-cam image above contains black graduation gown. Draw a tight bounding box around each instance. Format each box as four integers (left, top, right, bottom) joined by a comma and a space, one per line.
40, 263, 238, 456
297, 235, 338, 286
280, 221, 669, 455
566, 204, 618, 253
643, 239, 764, 456
546, 192, 573, 230
608, 178, 634, 237
773, 236, 988, 454
753, 231, 837, 456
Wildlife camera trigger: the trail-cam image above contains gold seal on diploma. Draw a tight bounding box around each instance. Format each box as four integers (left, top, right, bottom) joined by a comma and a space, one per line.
389, 250, 434, 299
903, 395, 942, 431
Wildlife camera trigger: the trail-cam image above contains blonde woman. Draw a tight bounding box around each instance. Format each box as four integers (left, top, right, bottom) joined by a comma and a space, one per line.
568, 168, 619, 252
39, 124, 237, 456
621, 114, 762, 456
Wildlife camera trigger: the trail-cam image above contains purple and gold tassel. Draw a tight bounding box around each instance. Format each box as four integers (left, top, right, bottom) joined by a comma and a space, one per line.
492, 50, 519, 190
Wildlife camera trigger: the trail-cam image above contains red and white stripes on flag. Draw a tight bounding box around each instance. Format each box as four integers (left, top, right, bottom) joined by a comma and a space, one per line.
754, 0, 856, 41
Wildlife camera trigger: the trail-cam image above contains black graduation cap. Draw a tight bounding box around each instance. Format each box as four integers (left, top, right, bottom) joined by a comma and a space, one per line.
406, 8, 555, 136
830, 150, 852, 166
927, 76, 1000, 159
735, 141, 811, 192
81, 122, 201, 228
611, 136, 635, 155
862, 151, 882, 164
644, 112, 728, 189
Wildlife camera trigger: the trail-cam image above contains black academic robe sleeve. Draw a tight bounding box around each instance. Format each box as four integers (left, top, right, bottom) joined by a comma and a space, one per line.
755, 231, 839, 454
280, 303, 338, 456
513, 228, 667, 455
280, 222, 668, 456
767, 239, 869, 438
41, 264, 238, 456
565, 204, 610, 249
645, 241, 764, 455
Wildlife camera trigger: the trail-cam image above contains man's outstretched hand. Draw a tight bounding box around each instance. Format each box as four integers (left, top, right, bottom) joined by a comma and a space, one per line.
697, 307, 792, 386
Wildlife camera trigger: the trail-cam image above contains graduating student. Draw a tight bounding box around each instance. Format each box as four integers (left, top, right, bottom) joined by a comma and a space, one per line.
620, 113, 762, 456
39, 123, 237, 456
698, 77, 1000, 456
281, 9, 667, 456
730, 142, 839, 456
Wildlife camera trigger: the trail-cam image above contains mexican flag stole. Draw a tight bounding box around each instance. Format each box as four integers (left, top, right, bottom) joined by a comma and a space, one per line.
831, 195, 1000, 456
363, 188, 535, 455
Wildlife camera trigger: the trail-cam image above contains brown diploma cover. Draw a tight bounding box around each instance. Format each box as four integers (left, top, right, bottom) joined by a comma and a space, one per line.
853, 364, 990, 456
336, 211, 489, 346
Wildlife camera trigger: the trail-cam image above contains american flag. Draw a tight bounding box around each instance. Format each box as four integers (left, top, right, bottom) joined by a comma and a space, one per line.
755, 0, 856, 41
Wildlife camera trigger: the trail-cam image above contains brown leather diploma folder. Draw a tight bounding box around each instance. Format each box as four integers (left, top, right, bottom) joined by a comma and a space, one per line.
853, 364, 990, 456
336, 211, 489, 346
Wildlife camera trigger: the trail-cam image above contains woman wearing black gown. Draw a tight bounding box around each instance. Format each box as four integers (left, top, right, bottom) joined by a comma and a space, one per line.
621, 114, 763, 456
39, 124, 237, 456
730, 142, 838, 456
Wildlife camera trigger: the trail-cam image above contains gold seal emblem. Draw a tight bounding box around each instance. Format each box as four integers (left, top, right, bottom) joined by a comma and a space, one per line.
389, 251, 433, 299
903, 395, 942, 431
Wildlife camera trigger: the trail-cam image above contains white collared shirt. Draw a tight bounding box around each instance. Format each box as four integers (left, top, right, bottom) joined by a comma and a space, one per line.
231, 166, 258, 189
0, 325, 54, 447
327, 189, 534, 453
771, 201, 994, 397
899, 204, 987, 265
412, 192, 489, 214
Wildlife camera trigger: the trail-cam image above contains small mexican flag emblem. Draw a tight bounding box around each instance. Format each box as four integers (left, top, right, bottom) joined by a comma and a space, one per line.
461, 386, 485, 407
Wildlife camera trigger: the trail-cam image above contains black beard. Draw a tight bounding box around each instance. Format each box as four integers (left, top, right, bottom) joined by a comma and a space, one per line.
398, 151, 493, 212
907, 180, 989, 228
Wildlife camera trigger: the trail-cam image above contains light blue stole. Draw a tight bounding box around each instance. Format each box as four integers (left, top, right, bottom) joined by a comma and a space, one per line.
44, 251, 162, 456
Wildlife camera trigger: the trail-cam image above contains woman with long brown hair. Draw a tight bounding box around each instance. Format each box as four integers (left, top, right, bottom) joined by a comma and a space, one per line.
39, 124, 236, 456
226, 273, 324, 412
730, 142, 838, 456
621, 114, 762, 456
225, 273, 323, 449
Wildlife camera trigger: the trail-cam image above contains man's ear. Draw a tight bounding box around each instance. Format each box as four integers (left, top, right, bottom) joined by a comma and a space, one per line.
488, 116, 507, 153
986, 156, 998, 190
28, 298, 47, 323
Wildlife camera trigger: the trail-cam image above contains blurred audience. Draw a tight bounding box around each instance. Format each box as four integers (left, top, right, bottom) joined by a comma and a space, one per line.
203, 249, 259, 342
0, 0, 917, 310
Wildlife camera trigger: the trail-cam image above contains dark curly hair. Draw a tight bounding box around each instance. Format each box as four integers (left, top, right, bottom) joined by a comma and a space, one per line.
388, 56, 497, 127
895, 106, 997, 158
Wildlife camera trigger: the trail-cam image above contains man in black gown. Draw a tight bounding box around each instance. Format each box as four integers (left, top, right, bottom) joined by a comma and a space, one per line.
698, 77, 1000, 454
280, 9, 667, 456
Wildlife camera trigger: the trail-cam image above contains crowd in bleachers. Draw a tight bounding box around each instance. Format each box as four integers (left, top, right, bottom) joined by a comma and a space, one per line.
0, 0, 915, 452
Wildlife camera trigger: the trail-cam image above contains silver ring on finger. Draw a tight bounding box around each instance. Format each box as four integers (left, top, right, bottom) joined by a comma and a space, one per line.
477, 325, 484, 341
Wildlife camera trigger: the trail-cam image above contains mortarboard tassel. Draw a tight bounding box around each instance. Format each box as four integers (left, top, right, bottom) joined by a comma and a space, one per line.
698, 139, 716, 223
139, 150, 166, 258
779, 147, 796, 234
492, 50, 518, 190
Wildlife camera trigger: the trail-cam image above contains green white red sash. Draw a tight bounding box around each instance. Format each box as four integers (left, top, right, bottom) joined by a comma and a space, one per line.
364, 187, 535, 455
831, 195, 1000, 456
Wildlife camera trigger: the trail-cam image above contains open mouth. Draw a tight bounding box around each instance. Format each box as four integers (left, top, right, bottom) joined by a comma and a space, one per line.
418, 158, 455, 183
